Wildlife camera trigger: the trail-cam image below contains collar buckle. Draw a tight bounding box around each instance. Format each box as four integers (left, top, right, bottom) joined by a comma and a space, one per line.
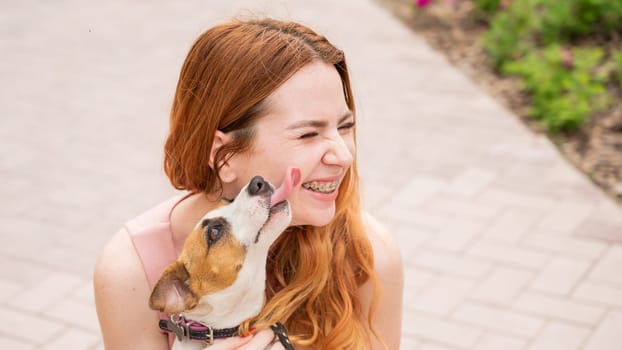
167, 314, 190, 341
160, 314, 236, 344
205, 326, 214, 345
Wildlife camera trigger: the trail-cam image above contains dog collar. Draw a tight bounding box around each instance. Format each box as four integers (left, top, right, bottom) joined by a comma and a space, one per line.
159, 314, 239, 344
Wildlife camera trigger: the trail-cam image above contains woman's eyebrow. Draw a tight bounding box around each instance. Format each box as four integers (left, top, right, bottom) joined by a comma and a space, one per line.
286, 110, 354, 130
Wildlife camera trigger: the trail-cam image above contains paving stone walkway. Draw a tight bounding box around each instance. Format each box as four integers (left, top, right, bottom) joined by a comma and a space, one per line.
1, 0, 621, 349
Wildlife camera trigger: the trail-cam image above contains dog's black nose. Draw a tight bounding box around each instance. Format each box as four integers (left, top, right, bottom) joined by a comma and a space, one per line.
247, 176, 270, 196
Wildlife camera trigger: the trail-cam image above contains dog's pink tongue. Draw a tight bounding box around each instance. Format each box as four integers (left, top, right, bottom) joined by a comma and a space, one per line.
271, 167, 301, 206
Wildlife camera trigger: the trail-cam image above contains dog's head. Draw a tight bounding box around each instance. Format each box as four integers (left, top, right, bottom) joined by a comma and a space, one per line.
149, 169, 301, 314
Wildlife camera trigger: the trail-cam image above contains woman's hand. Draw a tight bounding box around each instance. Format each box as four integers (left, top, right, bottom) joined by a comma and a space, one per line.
203, 329, 285, 350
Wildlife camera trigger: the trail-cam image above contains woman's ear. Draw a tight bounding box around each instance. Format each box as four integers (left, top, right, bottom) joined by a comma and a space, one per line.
210, 130, 237, 184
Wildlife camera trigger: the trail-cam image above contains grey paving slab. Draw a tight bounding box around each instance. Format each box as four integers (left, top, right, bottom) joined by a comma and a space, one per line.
1, 0, 621, 349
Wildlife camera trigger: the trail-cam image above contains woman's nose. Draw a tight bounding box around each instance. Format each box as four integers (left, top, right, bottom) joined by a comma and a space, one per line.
322, 136, 353, 167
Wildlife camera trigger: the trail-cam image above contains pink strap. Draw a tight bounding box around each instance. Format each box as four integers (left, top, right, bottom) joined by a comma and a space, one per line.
125, 193, 193, 289
129, 222, 177, 289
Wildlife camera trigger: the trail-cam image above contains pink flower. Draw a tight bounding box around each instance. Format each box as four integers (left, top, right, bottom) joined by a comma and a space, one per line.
416, 0, 432, 7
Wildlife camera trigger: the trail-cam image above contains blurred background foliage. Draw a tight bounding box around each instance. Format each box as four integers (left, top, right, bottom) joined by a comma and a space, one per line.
410, 0, 622, 133
476, 0, 622, 132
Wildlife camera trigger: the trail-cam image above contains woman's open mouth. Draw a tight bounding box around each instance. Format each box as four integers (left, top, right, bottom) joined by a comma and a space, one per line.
301, 179, 340, 194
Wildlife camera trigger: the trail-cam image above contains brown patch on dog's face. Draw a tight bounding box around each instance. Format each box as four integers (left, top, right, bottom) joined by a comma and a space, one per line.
181, 217, 246, 297
149, 207, 247, 313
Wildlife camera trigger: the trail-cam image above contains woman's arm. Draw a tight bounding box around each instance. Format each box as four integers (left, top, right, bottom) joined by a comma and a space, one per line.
361, 213, 405, 350
94, 228, 170, 349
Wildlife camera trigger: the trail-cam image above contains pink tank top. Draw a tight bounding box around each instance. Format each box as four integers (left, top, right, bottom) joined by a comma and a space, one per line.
125, 193, 193, 348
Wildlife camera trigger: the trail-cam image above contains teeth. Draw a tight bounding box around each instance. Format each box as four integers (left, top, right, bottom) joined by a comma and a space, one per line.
302, 180, 340, 193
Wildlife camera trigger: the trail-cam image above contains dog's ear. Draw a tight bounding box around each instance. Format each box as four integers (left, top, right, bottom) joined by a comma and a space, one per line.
149, 261, 199, 313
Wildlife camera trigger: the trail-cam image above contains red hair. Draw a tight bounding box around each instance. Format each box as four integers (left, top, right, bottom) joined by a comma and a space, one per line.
164, 18, 381, 349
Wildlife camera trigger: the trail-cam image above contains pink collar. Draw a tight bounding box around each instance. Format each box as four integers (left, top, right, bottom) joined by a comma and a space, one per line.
159, 314, 239, 344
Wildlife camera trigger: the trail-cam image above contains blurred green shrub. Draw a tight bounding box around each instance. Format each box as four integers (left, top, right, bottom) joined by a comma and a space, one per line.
479, 0, 621, 133
483, 0, 622, 68
482, 0, 535, 68
503, 45, 610, 132
474, 0, 502, 14
412, 0, 620, 132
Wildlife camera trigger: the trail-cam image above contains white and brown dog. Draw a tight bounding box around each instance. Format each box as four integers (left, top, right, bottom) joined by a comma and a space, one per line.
149, 168, 301, 350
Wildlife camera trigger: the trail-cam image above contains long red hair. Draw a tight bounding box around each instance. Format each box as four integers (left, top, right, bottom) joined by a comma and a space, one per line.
164, 18, 381, 349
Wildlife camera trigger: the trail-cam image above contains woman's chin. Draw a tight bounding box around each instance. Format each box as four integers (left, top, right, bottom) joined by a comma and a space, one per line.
291, 205, 336, 227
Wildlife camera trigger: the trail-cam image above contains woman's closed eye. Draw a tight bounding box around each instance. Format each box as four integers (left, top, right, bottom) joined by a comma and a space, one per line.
338, 122, 355, 131
299, 122, 355, 139
299, 131, 319, 139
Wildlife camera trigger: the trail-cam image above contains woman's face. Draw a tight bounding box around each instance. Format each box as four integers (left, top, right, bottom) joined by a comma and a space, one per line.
225, 61, 355, 227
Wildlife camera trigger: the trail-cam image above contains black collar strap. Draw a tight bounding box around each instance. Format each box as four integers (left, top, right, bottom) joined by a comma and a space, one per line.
159, 314, 239, 344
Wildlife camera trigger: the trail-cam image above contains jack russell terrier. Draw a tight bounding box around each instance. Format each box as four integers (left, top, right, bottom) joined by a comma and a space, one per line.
149, 168, 301, 350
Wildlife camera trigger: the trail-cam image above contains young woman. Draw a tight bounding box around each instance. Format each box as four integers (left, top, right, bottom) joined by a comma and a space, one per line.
94, 18, 403, 350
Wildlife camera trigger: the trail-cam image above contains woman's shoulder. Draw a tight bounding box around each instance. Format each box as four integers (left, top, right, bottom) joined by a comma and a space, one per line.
359, 212, 404, 350
93, 227, 149, 321
361, 211, 403, 277
94, 193, 185, 299
94, 227, 149, 300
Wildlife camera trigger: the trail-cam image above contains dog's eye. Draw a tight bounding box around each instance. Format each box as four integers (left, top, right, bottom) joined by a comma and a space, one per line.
205, 223, 224, 247
201, 218, 210, 228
